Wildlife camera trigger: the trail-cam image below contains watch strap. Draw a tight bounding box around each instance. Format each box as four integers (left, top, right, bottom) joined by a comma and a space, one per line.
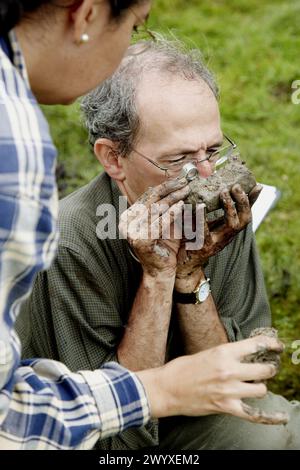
173, 290, 198, 304
174, 277, 210, 305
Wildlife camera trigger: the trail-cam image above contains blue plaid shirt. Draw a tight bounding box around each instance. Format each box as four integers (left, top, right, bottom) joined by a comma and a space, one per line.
0, 31, 149, 450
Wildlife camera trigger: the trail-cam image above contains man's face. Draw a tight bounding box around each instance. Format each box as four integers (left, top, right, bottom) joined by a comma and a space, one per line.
120, 72, 223, 204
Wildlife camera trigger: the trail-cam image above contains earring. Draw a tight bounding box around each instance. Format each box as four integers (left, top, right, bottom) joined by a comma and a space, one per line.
80, 33, 90, 44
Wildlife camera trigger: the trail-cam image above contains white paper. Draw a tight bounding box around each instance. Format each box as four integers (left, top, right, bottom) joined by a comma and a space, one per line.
252, 183, 281, 232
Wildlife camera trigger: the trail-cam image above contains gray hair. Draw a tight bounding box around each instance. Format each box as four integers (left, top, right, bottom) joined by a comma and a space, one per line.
81, 37, 219, 156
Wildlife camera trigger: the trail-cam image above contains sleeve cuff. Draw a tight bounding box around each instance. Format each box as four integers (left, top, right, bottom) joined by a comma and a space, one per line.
80, 362, 150, 440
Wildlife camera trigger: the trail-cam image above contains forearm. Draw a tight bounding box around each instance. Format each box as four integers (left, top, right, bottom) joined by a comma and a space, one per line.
175, 271, 228, 354
176, 295, 228, 354
1, 346, 150, 449
117, 272, 175, 370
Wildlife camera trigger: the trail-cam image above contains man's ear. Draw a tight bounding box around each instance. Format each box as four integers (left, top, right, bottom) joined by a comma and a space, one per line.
70, 0, 102, 44
94, 138, 126, 181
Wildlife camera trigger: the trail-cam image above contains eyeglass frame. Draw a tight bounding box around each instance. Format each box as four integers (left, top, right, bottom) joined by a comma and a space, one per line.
129, 135, 238, 178
127, 8, 157, 56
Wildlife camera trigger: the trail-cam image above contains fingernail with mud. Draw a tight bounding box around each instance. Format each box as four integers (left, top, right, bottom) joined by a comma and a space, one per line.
172, 176, 188, 187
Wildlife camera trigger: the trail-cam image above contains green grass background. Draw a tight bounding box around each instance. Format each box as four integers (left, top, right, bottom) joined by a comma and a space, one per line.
44, 0, 300, 399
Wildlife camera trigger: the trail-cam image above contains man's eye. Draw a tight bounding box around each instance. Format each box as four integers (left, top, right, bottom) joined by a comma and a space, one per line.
206, 149, 221, 159
168, 156, 187, 165
208, 147, 220, 154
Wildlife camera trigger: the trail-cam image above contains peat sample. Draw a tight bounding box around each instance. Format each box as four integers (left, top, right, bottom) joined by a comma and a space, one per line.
185, 155, 257, 213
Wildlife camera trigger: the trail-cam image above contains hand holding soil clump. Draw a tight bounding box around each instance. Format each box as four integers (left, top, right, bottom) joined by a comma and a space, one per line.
185, 155, 257, 212
244, 327, 281, 370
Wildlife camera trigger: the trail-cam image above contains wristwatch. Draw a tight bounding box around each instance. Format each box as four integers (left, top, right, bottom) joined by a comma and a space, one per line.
174, 278, 211, 304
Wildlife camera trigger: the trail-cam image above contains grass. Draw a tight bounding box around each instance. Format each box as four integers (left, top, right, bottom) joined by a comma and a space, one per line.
44, 0, 300, 399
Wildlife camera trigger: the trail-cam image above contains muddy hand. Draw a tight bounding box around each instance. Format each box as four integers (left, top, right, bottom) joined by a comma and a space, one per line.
119, 176, 190, 276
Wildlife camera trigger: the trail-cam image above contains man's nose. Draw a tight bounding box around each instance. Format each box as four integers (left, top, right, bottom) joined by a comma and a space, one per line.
196, 160, 213, 178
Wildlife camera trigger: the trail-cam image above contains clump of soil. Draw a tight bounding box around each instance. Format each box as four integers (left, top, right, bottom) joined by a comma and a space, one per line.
185, 155, 257, 212
244, 327, 281, 370
241, 327, 289, 425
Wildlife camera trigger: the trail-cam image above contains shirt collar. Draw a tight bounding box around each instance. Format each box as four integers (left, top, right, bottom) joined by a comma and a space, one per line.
7, 29, 30, 88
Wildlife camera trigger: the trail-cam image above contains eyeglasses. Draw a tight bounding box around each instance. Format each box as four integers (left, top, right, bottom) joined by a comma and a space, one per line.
128, 9, 156, 56
130, 135, 238, 179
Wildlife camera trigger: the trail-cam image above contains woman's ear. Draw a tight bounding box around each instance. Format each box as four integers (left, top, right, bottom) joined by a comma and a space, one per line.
70, 0, 100, 45
94, 138, 126, 181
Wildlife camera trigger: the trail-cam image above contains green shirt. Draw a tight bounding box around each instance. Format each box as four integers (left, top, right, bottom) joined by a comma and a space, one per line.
17, 171, 271, 450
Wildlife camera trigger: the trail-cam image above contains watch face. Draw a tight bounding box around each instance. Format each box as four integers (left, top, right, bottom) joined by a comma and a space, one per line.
197, 280, 210, 302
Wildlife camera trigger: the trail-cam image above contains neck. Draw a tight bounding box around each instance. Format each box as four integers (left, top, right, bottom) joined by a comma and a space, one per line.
14, 17, 74, 104
15, 25, 47, 100
115, 180, 136, 206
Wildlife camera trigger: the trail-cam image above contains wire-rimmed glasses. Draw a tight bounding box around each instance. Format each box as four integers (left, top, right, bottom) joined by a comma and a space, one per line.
131, 135, 238, 179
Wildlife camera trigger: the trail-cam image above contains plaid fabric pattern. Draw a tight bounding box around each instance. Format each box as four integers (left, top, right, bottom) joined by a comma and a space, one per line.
17, 171, 272, 450
0, 31, 149, 449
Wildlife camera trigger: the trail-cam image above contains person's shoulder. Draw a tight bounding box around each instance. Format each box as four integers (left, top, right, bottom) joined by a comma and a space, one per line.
57, 172, 113, 248
60, 171, 110, 211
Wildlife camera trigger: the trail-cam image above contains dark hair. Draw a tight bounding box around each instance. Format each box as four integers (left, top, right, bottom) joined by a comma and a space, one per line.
0, 1, 48, 35
0, 0, 143, 36
109, 0, 142, 17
